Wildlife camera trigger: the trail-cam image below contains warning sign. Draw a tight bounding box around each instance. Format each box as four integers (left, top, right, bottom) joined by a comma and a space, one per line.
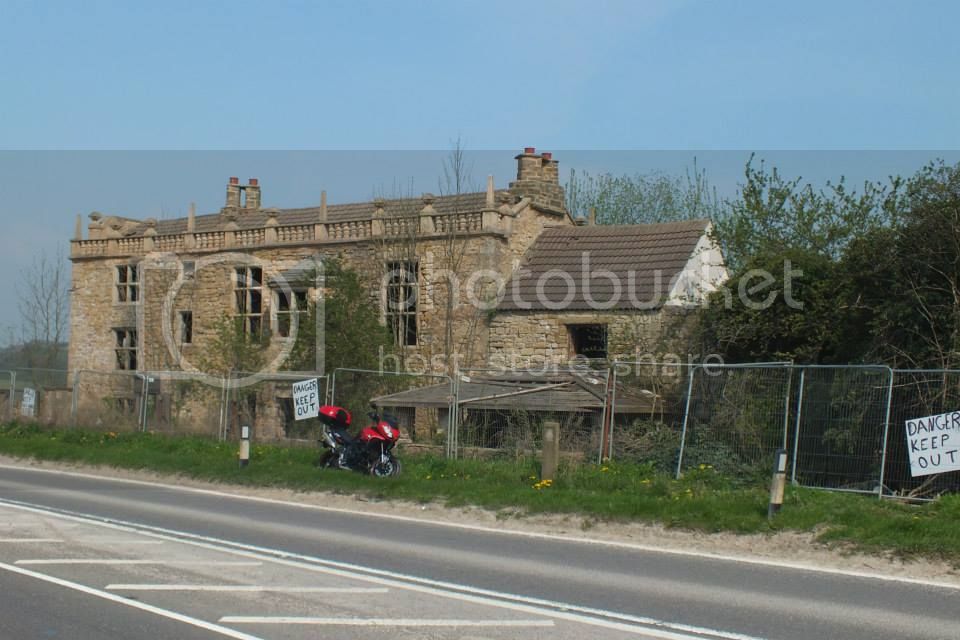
292, 378, 320, 421
20, 388, 36, 418
905, 411, 960, 477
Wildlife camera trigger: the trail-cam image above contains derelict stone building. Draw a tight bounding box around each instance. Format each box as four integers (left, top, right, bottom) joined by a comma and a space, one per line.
67, 149, 726, 438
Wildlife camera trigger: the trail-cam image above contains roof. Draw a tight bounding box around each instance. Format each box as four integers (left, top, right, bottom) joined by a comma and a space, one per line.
497, 220, 710, 312
137, 192, 493, 237
370, 370, 656, 413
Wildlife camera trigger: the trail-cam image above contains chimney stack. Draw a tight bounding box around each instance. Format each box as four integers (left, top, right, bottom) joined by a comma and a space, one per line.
226, 177, 241, 208
245, 178, 261, 209
515, 146, 542, 182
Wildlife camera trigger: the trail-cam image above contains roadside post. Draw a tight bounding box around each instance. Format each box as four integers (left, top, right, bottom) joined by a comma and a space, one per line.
239, 425, 251, 468
541, 420, 560, 481
768, 448, 788, 520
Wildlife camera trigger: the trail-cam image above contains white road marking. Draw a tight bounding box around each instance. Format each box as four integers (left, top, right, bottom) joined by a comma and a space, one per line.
77, 539, 163, 545
0, 538, 63, 543
16, 559, 261, 566
0, 462, 954, 590
0, 560, 265, 640
0, 498, 770, 640
220, 616, 554, 627
108, 584, 389, 593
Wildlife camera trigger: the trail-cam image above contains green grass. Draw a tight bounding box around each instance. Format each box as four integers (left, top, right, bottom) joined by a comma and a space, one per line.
0, 423, 957, 563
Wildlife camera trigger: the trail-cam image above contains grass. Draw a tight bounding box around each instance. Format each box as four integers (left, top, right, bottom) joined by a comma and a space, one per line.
0, 423, 957, 563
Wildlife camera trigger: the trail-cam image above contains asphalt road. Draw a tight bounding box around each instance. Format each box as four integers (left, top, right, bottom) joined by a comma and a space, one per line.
0, 463, 955, 640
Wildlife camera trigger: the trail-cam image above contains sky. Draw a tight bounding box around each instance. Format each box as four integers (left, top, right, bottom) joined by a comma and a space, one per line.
1, 0, 959, 341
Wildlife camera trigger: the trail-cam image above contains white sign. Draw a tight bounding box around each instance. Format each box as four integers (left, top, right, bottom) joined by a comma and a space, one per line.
20, 388, 36, 418
292, 378, 320, 421
905, 411, 960, 477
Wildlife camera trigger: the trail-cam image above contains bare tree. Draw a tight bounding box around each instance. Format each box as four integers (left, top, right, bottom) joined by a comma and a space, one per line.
15, 246, 70, 369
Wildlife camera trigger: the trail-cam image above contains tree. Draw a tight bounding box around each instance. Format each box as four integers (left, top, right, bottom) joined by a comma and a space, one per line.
712, 156, 892, 273
285, 260, 394, 373
565, 160, 722, 225
15, 247, 70, 370
861, 161, 960, 369
699, 159, 895, 364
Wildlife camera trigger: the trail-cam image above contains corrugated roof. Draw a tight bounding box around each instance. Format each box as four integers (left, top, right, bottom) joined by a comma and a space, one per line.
141, 192, 492, 237
498, 220, 710, 311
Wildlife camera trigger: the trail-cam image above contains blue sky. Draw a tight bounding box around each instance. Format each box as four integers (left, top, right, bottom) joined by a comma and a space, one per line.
1, 0, 958, 342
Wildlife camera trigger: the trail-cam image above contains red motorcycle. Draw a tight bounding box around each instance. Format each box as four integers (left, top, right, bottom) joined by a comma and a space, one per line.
316, 405, 402, 477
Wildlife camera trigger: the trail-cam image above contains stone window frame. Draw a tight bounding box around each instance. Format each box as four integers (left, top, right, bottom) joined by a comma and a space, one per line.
178, 310, 193, 345
234, 267, 263, 336
384, 260, 419, 346
274, 289, 309, 339
114, 328, 138, 371
115, 264, 140, 304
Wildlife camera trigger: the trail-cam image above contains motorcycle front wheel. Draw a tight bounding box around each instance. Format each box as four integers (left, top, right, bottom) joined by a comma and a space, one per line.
370, 455, 401, 478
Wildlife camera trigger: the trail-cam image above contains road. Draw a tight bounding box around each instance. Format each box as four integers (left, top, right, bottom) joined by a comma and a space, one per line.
0, 463, 955, 640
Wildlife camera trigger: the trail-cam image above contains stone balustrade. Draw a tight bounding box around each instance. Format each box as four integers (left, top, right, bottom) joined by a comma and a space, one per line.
71, 209, 509, 259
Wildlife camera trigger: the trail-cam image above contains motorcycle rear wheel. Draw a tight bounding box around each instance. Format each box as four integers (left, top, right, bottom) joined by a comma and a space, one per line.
370, 455, 401, 478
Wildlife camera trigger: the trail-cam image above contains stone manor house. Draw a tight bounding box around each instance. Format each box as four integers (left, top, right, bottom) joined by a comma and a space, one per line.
67, 148, 727, 437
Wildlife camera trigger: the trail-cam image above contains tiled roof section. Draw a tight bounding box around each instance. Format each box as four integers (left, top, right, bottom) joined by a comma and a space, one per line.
143, 191, 492, 236
498, 220, 710, 312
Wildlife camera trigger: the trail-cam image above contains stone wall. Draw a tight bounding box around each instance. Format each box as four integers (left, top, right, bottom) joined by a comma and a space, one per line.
488, 309, 690, 368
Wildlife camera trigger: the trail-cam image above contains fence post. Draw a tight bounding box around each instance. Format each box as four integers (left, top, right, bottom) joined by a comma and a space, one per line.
7, 372, 15, 422
607, 363, 618, 461
781, 365, 794, 449
675, 365, 697, 479
790, 368, 806, 485
70, 370, 80, 428
877, 367, 895, 499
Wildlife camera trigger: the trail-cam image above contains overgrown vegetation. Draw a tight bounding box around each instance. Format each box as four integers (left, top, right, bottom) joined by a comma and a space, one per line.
1, 423, 957, 562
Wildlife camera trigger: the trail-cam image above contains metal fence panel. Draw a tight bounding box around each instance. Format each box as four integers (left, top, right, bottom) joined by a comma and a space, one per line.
679, 364, 794, 477
609, 361, 692, 471
884, 370, 960, 499
791, 366, 892, 495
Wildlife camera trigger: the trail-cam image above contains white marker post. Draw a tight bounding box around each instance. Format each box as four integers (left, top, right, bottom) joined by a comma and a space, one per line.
239, 425, 250, 468
768, 448, 788, 520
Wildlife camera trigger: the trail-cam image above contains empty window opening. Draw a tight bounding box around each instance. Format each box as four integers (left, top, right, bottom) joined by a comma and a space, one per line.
568, 324, 607, 359
114, 328, 138, 370
179, 311, 193, 344
116, 265, 140, 303
235, 267, 263, 335
385, 261, 418, 346
277, 290, 308, 338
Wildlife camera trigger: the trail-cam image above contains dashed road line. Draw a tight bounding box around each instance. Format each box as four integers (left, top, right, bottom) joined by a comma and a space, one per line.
16, 559, 261, 567
108, 584, 389, 593
220, 616, 555, 627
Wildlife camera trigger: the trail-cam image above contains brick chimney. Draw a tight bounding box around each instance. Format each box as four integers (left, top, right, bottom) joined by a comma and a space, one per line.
509, 147, 567, 215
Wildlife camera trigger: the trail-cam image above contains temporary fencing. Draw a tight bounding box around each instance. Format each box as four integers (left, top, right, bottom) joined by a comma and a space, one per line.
3, 362, 960, 499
